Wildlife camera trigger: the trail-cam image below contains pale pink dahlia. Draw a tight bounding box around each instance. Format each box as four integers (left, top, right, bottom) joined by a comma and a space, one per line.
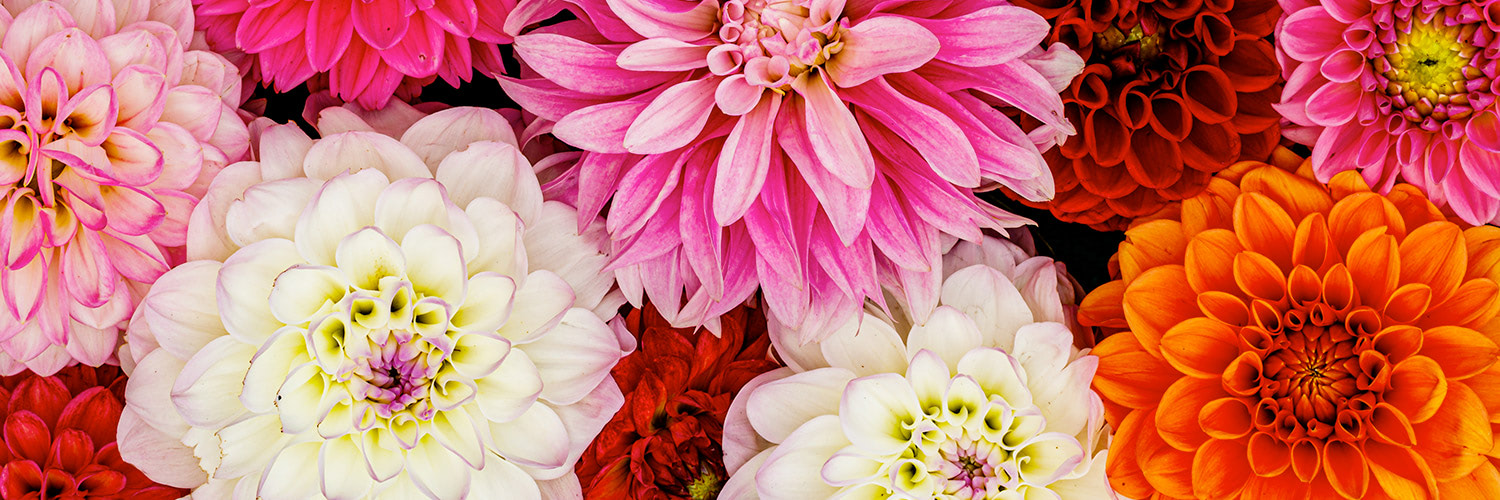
503, 0, 1084, 335
194, 0, 514, 109
1275, 0, 1500, 224
0, 0, 249, 376
118, 105, 629, 498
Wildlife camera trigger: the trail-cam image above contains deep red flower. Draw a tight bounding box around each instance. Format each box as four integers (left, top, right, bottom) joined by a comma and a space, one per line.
0, 366, 184, 500
1005, 0, 1285, 230
577, 305, 781, 500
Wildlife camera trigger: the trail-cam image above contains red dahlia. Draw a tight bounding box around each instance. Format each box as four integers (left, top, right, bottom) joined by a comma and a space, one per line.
577, 305, 781, 500
0, 366, 184, 500
1008, 0, 1285, 230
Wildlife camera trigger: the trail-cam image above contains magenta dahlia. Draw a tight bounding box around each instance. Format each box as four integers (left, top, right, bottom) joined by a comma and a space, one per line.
502, 0, 1083, 336
1275, 0, 1500, 224
194, 0, 515, 108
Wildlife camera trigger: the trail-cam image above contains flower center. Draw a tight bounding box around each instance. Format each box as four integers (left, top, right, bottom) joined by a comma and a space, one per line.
931, 437, 1009, 499
1262, 325, 1360, 429
713, 0, 845, 88
687, 468, 722, 500
1371, 8, 1496, 127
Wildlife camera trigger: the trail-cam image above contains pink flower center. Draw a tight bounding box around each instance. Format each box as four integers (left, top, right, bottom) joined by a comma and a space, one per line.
344, 328, 447, 420
1368, 3, 1498, 131
711, 0, 846, 88
929, 437, 1011, 499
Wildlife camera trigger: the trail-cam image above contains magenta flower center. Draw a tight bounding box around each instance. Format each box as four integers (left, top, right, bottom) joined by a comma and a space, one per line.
928, 437, 1011, 499
1369, 4, 1498, 130
347, 329, 443, 419
713, 0, 846, 88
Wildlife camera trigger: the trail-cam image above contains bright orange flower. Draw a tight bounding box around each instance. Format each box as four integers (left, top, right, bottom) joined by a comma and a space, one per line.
1081, 148, 1500, 499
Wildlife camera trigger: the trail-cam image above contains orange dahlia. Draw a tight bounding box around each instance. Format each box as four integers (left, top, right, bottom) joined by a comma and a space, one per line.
1005, 0, 1283, 230
1081, 148, 1500, 498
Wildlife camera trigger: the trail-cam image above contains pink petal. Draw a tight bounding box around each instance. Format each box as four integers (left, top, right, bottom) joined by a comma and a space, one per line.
236, 0, 310, 53
617, 37, 712, 72
679, 154, 725, 298
603, 0, 718, 41
99, 183, 165, 236
1, 3, 71, 71
810, 218, 877, 300
305, 0, 355, 72
606, 149, 684, 239
54, 85, 117, 147
1, 255, 45, 321
425, 0, 478, 37
380, 13, 444, 76
160, 85, 223, 141
26, 28, 110, 95
867, 177, 933, 272
327, 38, 381, 102
98, 31, 168, 79
1322, 0, 1371, 24
623, 77, 717, 154
1278, 7, 1346, 62
98, 232, 168, 283
0, 52, 23, 110
777, 99, 870, 244
1318, 49, 1366, 83
791, 71, 875, 189
99, 128, 164, 186
554, 100, 649, 154
1304, 80, 1361, 126
824, 16, 939, 88
2, 192, 43, 268
494, 75, 612, 122
111, 66, 166, 130
24, 68, 67, 133
62, 230, 115, 308
147, 189, 195, 247
919, 59, 1072, 135
713, 93, 782, 225
513, 33, 675, 95
840, 77, 979, 188
1469, 110, 1500, 151
714, 74, 763, 116
909, 6, 1048, 68
575, 153, 627, 231
742, 156, 807, 291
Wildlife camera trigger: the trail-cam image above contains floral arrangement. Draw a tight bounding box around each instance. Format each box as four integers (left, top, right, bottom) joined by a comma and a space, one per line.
0, 0, 1491, 497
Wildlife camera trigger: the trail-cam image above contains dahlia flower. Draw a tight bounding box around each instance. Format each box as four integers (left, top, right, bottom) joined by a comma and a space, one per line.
115, 106, 630, 498
721, 234, 1113, 499
501, 0, 1084, 333
0, 365, 186, 499
1008, 0, 1283, 230
576, 303, 780, 500
1082, 149, 1500, 498
0, 0, 249, 375
194, 0, 514, 108
1276, 0, 1500, 225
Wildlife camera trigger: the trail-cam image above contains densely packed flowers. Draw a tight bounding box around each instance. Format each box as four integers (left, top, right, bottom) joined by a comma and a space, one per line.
193, 0, 516, 108
1008, 0, 1284, 229
576, 303, 780, 500
1276, 0, 1500, 225
0, 365, 185, 498
113, 106, 629, 497
501, 0, 1085, 335
1083, 149, 1500, 498
0, 0, 249, 376
722, 233, 1113, 499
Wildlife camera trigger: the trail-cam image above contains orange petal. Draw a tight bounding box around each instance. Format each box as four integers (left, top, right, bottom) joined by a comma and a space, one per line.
1186, 229, 1245, 295
1419, 278, 1500, 331
1383, 283, 1432, 324
1291, 439, 1323, 482
1222, 351, 1264, 397
1239, 472, 1313, 499
1106, 409, 1156, 498
1136, 408, 1198, 499
1292, 212, 1339, 273
1160, 317, 1242, 378
1124, 265, 1200, 356
1386, 183, 1448, 232
1369, 402, 1417, 447
1155, 376, 1224, 451
1464, 226, 1500, 281
1079, 280, 1129, 330
1238, 164, 1334, 224
1371, 325, 1423, 364
1387, 355, 1448, 423
1198, 291, 1250, 326
1120, 219, 1190, 283
1199, 397, 1253, 440
1323, 440, 1371, 498
1234, 252, 1287, 302
1399, 222, 1466, 304
1323, 264, 1357, 313
1247, 431, 1292, 477
1414, 382, 1493, 480
1192, 438, 1251, 499
1094, 333, 1183, 410
1460, 363, 1500, 422
1328, 170, 1374, 200
1420, 326, 1500, 380
1235, 192, 1297, 271
1330, 192, 1406, 255
1347, 227, 1401, 309
1435, 459, 1500, 499
1287, 265, 1321, 307
1366, 441, 1438, 500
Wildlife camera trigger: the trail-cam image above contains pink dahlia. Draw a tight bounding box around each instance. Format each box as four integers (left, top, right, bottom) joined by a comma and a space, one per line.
1275, 0, 1500, 224
194, 0, 515, 109
503, 0, 1084, 335
0, 0, 249, 375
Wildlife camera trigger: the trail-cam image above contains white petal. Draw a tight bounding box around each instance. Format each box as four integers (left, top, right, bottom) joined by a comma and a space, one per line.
496, 271, 575, 344
905, 349, 950, 416
431, 408, 486, 468
170, 336, 255, 429
224, 178, 322, 248
240, 326, 309, 413
819, 315, 908, 377
123, 349, 190, 436
401, 223, 468, 305
334, 227, 406, 290
361, 428, 405, 481
820, 448, 885, 486
536, 473, 580, 500
451, 272, 516, 333
188, 161, 263, 262
940, 266, 1036, 351
406, 435, 474, 499
257, 441, 322, 499
450, 330, 511, 379
470, 456, 543, 500
746, 368, 855, 444
463, 198, 526, 280
319, 435, 374, 499
293, 169, 388, 266
488, 402, 570, 469
756, 414, 848, 500
474, 348, 543, 422
275, 362, 337, 434
375, 177, 477, 250
255, 123, 315, 181
518, 308, 622, 405
521, 202, 611, 311
720, 448, 772, 500
302, 131, 431, 181
724, 368, 793, 473
141, 261, 227, 360
215, 414, 290, 480
1013, 323, 1097, 435
523, 378, 625, 481
905, 305, 984, 371
266, 265, 348, 325
434, 141, 543, 223
956, 348, 1032, 409
115, 407, 207, 488
838, 373, 921, 455
217, 238, 303, 344
404, 108, 520, 167
1014, 432, 1086, 486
